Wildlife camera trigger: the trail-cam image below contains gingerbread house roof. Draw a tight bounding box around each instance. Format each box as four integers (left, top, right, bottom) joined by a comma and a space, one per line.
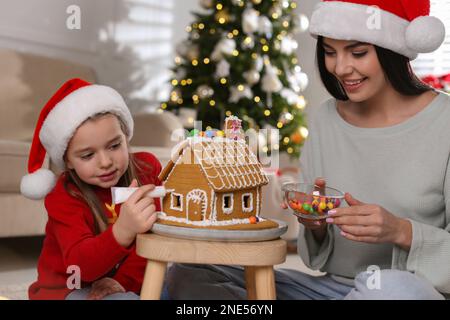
159, 137, 269, 192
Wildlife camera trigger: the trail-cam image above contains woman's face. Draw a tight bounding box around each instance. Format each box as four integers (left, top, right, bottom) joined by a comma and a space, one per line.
323, 37, 388, 102
65, 114, 129, 189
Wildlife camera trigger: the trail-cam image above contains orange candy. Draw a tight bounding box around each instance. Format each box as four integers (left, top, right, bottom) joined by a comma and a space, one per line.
249, 216, 257, 224
288, 201, 296, 209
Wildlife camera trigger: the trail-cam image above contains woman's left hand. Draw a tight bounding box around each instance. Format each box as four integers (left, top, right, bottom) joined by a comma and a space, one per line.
326, 193, 412, 250
87, 277, 126, 300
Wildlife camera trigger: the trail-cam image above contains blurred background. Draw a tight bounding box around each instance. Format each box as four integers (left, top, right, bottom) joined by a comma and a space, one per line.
0, 0, 449, 299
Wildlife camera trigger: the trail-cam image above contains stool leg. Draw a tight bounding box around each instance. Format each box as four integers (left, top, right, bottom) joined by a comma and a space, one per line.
244, 266, 257, 300
254, 266, 276, 300
140, 260, 167, 300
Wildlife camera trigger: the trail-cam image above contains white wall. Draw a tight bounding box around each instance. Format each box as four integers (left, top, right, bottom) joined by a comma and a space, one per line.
293, 0, 330, 114
172, 0, 200, 46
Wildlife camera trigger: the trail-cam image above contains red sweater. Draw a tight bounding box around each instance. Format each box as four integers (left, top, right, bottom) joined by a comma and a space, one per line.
28, 152, 162, 300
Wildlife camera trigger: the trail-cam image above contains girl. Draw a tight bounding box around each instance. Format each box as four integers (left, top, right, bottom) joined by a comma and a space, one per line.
166, 0, 449, 299
21, 78, 163, 300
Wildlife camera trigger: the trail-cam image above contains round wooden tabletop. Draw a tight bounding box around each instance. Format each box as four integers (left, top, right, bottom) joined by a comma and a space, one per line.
137, 233, 287, 266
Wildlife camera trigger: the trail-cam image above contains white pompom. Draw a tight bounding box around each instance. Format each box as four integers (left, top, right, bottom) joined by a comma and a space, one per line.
406, 16, 446, 54
20, 168, 57, 200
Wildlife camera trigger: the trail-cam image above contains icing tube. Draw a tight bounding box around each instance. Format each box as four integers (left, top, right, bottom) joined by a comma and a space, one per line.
111, 186, 169, 204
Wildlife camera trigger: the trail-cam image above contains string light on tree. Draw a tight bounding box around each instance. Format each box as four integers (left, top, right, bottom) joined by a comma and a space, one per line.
215, 10, 230, 24
196, 85, 214, 99
164, 0, 309, 158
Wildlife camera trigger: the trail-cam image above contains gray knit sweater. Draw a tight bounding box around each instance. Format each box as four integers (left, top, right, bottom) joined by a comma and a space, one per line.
297, 92, 450, 294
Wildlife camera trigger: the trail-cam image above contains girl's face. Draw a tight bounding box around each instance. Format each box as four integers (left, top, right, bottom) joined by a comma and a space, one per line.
323, 38, 387, 102
65, 114, 129, 189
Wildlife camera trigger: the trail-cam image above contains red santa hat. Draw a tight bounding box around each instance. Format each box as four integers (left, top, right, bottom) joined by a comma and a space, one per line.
20, 78, 134, 200
309, 0, 446, 60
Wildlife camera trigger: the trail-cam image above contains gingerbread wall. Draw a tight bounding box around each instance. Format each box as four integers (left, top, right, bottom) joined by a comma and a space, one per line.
215, 188, 258, 221
162, 163, 212, 220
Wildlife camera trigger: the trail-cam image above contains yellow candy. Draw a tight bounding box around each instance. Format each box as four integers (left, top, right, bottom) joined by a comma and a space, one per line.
327, 202, 334, 210
216, 130, 224, 137
312, 200, 319, 207
319, 202, 327, 210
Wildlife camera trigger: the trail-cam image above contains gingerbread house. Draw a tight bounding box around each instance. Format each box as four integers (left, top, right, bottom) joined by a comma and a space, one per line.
157, 136, 269, 228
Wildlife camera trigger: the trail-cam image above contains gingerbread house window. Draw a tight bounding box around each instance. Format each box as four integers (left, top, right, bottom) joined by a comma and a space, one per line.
171, 193, 183, 211
222, 193, 234, 214
242, 193, 253, 212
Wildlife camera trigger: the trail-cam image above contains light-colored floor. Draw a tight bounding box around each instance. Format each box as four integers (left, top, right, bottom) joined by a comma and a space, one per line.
0, 237, 41, 300
0, 236, 323, 300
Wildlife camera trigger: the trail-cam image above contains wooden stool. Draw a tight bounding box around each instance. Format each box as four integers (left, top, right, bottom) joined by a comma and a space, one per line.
136, 233, 287, 300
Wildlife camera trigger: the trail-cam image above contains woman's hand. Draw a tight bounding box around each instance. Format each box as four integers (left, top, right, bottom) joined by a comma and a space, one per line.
281, 178, 328, 242
326, 193, 412, 250
87, 277, 125, 300
113, 179, 158, 247
281, 178, 328, 230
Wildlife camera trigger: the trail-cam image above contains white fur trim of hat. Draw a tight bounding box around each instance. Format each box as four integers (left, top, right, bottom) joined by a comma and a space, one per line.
309, 1, 445, 60
39, 84, 134, 171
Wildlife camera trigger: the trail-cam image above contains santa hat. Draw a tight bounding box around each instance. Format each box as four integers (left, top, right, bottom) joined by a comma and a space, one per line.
309, 0, 446, 60
20, 78, 134, 200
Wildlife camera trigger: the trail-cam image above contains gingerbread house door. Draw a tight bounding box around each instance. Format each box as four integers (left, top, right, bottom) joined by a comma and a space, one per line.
186, 189, 207, 221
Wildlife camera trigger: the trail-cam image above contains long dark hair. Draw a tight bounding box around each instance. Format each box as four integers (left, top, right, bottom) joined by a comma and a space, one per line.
316, 36, 432, 101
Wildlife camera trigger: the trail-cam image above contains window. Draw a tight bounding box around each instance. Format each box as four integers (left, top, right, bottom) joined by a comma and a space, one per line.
411, 1, 450, 77
170, 193, 183, 211
242, 193, 253, 212
115, 0, 175, 109
222, 194, 234, 214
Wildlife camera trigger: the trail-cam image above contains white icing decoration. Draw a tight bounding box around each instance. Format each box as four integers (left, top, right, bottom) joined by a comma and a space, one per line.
178, 137, 269, 191
186, 189, 208, 220
170, 192, 183, 211
161, 132, 270, 226
256, 187, 260, 217
210, 189, 216, 222
158, 211, 266, 226
222, 193, 234, 214
225, 115, 241, 121
242, 192, 253, 212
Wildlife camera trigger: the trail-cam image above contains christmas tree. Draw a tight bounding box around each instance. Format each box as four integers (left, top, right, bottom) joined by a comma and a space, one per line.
162, 0, 309, 157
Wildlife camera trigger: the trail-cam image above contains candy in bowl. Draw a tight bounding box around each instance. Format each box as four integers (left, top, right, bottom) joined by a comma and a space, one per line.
282, 183, 344, 220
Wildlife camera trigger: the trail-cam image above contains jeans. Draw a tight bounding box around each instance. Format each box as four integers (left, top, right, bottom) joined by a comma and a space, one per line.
166, 264, 444, 300
65, 284, 171, 300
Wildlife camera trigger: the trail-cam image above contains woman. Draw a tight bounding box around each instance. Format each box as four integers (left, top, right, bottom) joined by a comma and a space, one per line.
166, 0, 449, 299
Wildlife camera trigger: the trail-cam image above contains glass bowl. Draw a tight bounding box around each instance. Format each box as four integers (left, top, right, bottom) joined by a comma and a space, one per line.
281, 183, 344, 220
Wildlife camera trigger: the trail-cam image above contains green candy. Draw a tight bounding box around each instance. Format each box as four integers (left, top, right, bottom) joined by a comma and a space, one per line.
189, 129, 199, 137
302, 203, 311, 211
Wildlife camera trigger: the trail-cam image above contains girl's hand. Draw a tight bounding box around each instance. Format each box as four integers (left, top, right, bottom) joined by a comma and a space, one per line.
113, 179, 158, 247
326, 193, 412, 250
87, 277, 125, 300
